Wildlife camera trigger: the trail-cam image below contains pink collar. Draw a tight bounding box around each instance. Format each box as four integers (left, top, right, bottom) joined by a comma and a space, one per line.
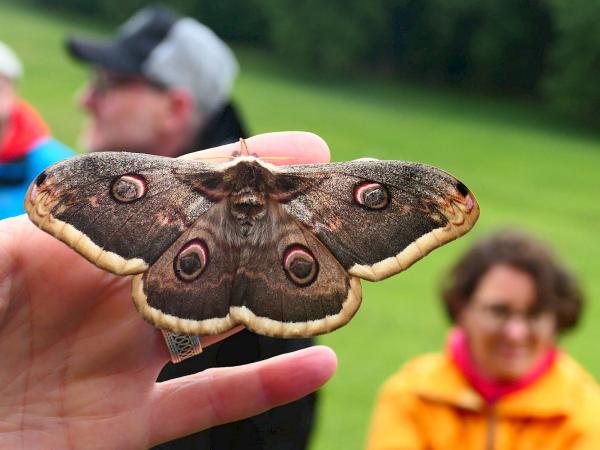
449, 327, 557, 404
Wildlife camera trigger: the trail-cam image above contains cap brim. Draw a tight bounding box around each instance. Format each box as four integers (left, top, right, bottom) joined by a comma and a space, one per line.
66, 36, 141, 74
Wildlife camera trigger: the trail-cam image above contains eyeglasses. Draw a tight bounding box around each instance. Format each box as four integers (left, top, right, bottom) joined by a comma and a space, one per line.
471, 303, 555, 332
87, 71, 167, 95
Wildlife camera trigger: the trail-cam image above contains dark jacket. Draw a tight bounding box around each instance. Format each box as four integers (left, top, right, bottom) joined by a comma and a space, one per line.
153, 103, 316, 450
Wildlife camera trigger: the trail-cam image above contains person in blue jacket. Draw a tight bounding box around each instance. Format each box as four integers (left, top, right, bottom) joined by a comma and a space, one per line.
0, 41, 74, 219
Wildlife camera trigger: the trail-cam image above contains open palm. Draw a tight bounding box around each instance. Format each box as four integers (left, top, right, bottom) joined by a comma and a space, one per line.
0, 132, 337, 449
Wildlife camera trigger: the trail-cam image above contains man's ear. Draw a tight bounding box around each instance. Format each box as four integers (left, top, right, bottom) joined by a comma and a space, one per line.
162, 88, 197, 131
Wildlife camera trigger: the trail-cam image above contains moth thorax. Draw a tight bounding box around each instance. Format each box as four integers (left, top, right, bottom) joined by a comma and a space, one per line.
227, 160, 269, 188
230, 191, 266, 219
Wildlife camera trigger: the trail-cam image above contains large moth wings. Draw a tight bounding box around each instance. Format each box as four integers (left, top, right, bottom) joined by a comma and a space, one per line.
25, 152, 479, 337
278, 160, 477, 281
25, 153, 219, 274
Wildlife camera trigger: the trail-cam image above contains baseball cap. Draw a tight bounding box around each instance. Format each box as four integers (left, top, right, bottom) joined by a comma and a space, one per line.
0, 41, 23, 80
67, 5, 238, 115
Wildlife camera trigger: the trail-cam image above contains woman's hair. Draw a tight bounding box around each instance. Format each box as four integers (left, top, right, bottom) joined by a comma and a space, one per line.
441, 229, 583, 332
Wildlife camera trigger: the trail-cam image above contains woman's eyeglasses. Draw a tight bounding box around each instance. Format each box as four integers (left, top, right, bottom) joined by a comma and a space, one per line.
471, 303, 555, 332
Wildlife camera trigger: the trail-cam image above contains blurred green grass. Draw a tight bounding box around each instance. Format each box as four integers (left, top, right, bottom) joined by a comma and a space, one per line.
2, 2, 600, 449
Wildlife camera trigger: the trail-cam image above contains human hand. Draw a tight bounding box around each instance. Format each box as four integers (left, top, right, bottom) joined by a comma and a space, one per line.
0, 132, 337, 449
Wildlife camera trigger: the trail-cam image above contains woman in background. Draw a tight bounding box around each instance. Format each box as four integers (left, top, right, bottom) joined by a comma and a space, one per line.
0, 41, 73, 219
367, 229, 600, 450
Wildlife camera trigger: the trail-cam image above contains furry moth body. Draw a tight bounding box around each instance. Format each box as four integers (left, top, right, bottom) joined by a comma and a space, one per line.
25, 152, 479, 337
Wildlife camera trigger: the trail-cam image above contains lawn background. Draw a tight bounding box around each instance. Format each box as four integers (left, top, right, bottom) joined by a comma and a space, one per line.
2, 2, 599, 449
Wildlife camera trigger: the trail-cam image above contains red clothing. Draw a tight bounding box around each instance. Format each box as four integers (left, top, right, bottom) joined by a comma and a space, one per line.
449, 327, 557, 404
0, 99, 73, 219
0, 100, 50, 162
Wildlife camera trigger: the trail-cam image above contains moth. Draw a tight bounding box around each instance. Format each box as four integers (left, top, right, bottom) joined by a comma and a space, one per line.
25, 151, 479, 338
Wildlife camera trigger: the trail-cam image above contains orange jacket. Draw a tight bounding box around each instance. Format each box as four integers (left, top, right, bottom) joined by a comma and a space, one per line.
367, 351, 600, 450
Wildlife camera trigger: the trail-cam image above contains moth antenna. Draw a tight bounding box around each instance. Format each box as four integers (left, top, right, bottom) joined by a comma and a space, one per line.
185, 156, 236, 161
259, 156, 301, 162
240, 138, 250, 156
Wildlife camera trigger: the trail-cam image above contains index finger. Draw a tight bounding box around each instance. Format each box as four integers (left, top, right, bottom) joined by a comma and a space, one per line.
149, 345, 337, 446
181, 131, 331, 165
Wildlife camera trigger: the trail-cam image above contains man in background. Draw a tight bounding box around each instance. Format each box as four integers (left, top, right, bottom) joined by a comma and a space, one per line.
67, 6, 316, 450
70, 6, 246, 155
0, 41, 73, 219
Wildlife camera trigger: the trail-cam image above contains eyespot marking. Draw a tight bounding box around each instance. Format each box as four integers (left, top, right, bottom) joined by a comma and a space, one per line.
35, 171, 47, 187
110, 174, 147, 203
283, 245, 318, 286
354, 181, 390, 210
174, 239, 209, 282
456, 182, 469, 197
455, 182, 475, 212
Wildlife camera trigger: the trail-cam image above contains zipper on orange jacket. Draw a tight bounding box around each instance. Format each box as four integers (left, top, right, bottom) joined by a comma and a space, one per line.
485, 406, 497, 450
